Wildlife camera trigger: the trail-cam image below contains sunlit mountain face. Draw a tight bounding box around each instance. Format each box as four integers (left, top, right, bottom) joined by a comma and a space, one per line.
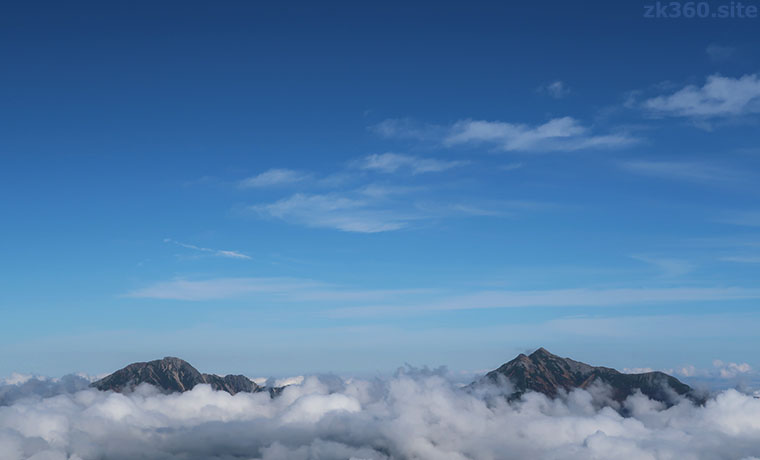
2, 1, 760, 459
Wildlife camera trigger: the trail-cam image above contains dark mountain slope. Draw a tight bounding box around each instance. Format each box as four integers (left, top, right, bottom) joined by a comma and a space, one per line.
91, 357, 273, 395
475, 348, 698, 406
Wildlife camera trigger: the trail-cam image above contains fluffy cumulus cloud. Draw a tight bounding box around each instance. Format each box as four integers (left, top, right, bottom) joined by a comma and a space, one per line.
643, 73, 760, 118
714, 360, 753, 379
2, 372, 760, 460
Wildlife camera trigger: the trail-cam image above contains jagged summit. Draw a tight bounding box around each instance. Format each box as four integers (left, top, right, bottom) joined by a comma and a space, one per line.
474, 347, 698, 406
91, 357, 268, 395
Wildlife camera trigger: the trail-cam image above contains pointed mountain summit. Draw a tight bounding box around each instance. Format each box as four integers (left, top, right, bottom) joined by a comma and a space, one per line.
475, 348, 697, 406
91, 357, 268, 395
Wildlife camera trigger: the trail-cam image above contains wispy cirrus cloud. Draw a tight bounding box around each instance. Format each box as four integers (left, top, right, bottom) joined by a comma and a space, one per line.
443, 117, 635, 152
643, 73, 760, 118
250, 189, 542, 233
164, 238, 251, 260
239, 168, 310, 188
126, 276, 434, 302
251, 192, 413, 233
620, 160, 750, 184
328, 286, 760, 317
630, 255, 696, 278
126, 277, 324, 301
717, 211, 760, 227
720, 256, 760, 264
357, 153, 467, 174
127, 277, 760, 317
372, 117, 636, 152
369, 118, 442, 140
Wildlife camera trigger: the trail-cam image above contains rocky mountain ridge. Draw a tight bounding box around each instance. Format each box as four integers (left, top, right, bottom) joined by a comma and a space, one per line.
473, 347, 699, 406
92, 349, 700, 409
90, 357, 279, 396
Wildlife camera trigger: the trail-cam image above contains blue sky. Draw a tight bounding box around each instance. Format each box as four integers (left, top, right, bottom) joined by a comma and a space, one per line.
2, 1, 760, 381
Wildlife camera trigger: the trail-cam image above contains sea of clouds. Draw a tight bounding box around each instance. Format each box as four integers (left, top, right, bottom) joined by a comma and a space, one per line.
2, 368, 760, 460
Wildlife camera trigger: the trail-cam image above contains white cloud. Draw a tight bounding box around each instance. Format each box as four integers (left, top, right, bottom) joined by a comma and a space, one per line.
539, 80, 570, 98
1, 373, 36, 386
2, 372, 760, 460
252, 192, 412, 233
620, 160, 749, 184
239, 168, 310, 188
444, 117, 635, 152
714, 360, 753, 379
249, 182, 529, 233
358, 153, 466, 174
626, 362, 755, 380
643, 73, 760, 117
674, 365, 697, 377
164, 238, 251, 260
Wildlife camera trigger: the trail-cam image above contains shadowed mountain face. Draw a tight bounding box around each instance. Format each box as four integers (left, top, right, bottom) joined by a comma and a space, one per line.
476, 348, 698, 406
91, 357, 268, 395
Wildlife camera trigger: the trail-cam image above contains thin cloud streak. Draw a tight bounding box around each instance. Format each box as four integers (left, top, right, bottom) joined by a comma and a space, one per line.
252, 192, 414, 233
630, 254, 696, 278
720, 256, 760, 263
357, 153, 467, 174
164, 238, 251, 260
371, 116, 637, 152
718, 211, 760, 227
239, 168, 310, 188
620, 160, 750, 184
126, 277, 326, 301
444, 117, 636, 152
125, 277, 438, 302
328, 287, 760, 317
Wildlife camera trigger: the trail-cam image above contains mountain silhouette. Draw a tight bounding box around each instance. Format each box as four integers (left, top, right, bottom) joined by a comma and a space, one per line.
91, 357, 280, 396
473, 347, 699, 407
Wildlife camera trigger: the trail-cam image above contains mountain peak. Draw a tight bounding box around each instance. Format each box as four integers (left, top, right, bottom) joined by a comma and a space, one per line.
529, 347, 554, 358
91, 357, 272, 395
476, 348, 698, 408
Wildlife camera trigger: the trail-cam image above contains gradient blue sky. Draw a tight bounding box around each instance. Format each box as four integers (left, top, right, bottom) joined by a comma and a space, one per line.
2, 1, 760, 380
